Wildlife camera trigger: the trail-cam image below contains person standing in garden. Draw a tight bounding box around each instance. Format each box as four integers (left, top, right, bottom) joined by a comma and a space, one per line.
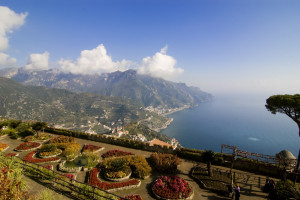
233, 183, 240, 200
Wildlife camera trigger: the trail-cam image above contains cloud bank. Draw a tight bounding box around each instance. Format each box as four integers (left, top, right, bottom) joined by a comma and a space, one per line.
58, 44, 132, 74
57, 44, 183, 80
0, 6, 27, 66
24, 52, 50, 71
137, 46, 183, 80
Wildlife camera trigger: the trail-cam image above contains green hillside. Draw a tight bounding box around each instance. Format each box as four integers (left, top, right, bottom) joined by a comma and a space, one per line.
0, 77, 169, 132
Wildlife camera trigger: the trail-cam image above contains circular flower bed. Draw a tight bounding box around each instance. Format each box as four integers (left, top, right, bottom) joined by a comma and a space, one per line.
38, 149, 62, 158
152, 176, 193, 199
23, 151, 61, 163
15, 142, 41, 151
89, 168, 141, 192
104, 166, 132, 182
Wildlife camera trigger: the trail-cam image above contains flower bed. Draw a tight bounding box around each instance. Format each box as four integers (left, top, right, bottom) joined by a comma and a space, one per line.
24, 133, 52, 142
102, 150, 134, 158
101, 156, 151, 179
38, 149, 62, 158
104, 168, 132, 182
119, 195, 143, 200
62, 173, 77, 181
0, 142, 9, 152
23, 151, 61, 163
4, 153, 19, 157
47, 136, 75, 144
15, 142, 41, 151
152, 176, 193, 199
59, 161, 82, 173
89, 168, 141, 192
43, 165, 53, 170
82, 144, 104, 153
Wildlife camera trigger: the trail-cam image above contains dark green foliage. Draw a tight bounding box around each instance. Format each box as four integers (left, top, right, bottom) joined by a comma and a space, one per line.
7, 120, 22, 129
150, 153, 181, 173
202, 150, 215, 177
31, 121, 47, 131
266, 94, 300, 137
15, 123, 34, 137
275, 180, 297, 200
39, 144, 57, 152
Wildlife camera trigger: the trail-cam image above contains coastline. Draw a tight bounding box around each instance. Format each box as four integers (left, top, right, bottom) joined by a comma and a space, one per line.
154, 104, 197, 132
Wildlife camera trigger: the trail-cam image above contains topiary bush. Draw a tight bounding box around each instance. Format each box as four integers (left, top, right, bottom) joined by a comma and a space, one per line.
101, 155, 151, 179
150, 153, 181, 173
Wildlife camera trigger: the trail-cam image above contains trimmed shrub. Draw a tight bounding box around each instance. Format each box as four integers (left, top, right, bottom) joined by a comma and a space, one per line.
150, 153, 181, 173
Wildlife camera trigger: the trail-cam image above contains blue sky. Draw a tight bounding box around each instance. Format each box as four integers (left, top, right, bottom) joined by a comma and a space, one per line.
1, 0, 300, 95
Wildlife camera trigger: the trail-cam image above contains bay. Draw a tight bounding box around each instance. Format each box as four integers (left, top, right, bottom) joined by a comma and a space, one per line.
160, 94, 299, 156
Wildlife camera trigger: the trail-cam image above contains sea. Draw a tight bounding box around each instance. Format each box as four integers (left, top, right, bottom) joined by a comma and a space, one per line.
160, 93, 299, 157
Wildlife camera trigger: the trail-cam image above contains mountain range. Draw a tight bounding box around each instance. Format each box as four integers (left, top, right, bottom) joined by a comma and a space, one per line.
0, 68, 213, 113
0, 77, 169, 133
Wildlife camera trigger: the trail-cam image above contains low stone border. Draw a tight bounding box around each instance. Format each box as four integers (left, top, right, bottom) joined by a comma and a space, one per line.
66, 154, 79, 162
59, 161, 82, 173
104, 170, 132, 182
38, 149, 62, 158
15, 142, 41, 152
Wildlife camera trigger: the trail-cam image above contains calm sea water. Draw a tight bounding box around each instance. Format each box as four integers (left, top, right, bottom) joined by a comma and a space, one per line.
161, 94, 299, 156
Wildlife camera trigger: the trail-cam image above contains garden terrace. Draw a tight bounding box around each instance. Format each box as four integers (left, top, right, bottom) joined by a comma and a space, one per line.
0, 125, 275, 200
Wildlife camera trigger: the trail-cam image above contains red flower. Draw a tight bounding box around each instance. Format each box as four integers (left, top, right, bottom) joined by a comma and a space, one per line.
89, 168, 139, 190
15, 142, 40, 151
23, 151, 60, 163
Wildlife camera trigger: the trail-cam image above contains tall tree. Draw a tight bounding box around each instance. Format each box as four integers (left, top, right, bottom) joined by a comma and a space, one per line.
202, 150, 215, 177
265, 94, 300, 171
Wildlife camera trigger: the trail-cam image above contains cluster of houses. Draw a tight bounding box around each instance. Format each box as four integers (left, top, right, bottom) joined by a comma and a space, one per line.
102, 129, 180, 150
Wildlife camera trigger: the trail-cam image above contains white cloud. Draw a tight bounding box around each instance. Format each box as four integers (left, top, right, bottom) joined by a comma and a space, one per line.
137, 46, 183, 80
24, 52, 50, 71
0, 6, 27, 66
58, 44, 132, 74
0, 52, 16, 66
